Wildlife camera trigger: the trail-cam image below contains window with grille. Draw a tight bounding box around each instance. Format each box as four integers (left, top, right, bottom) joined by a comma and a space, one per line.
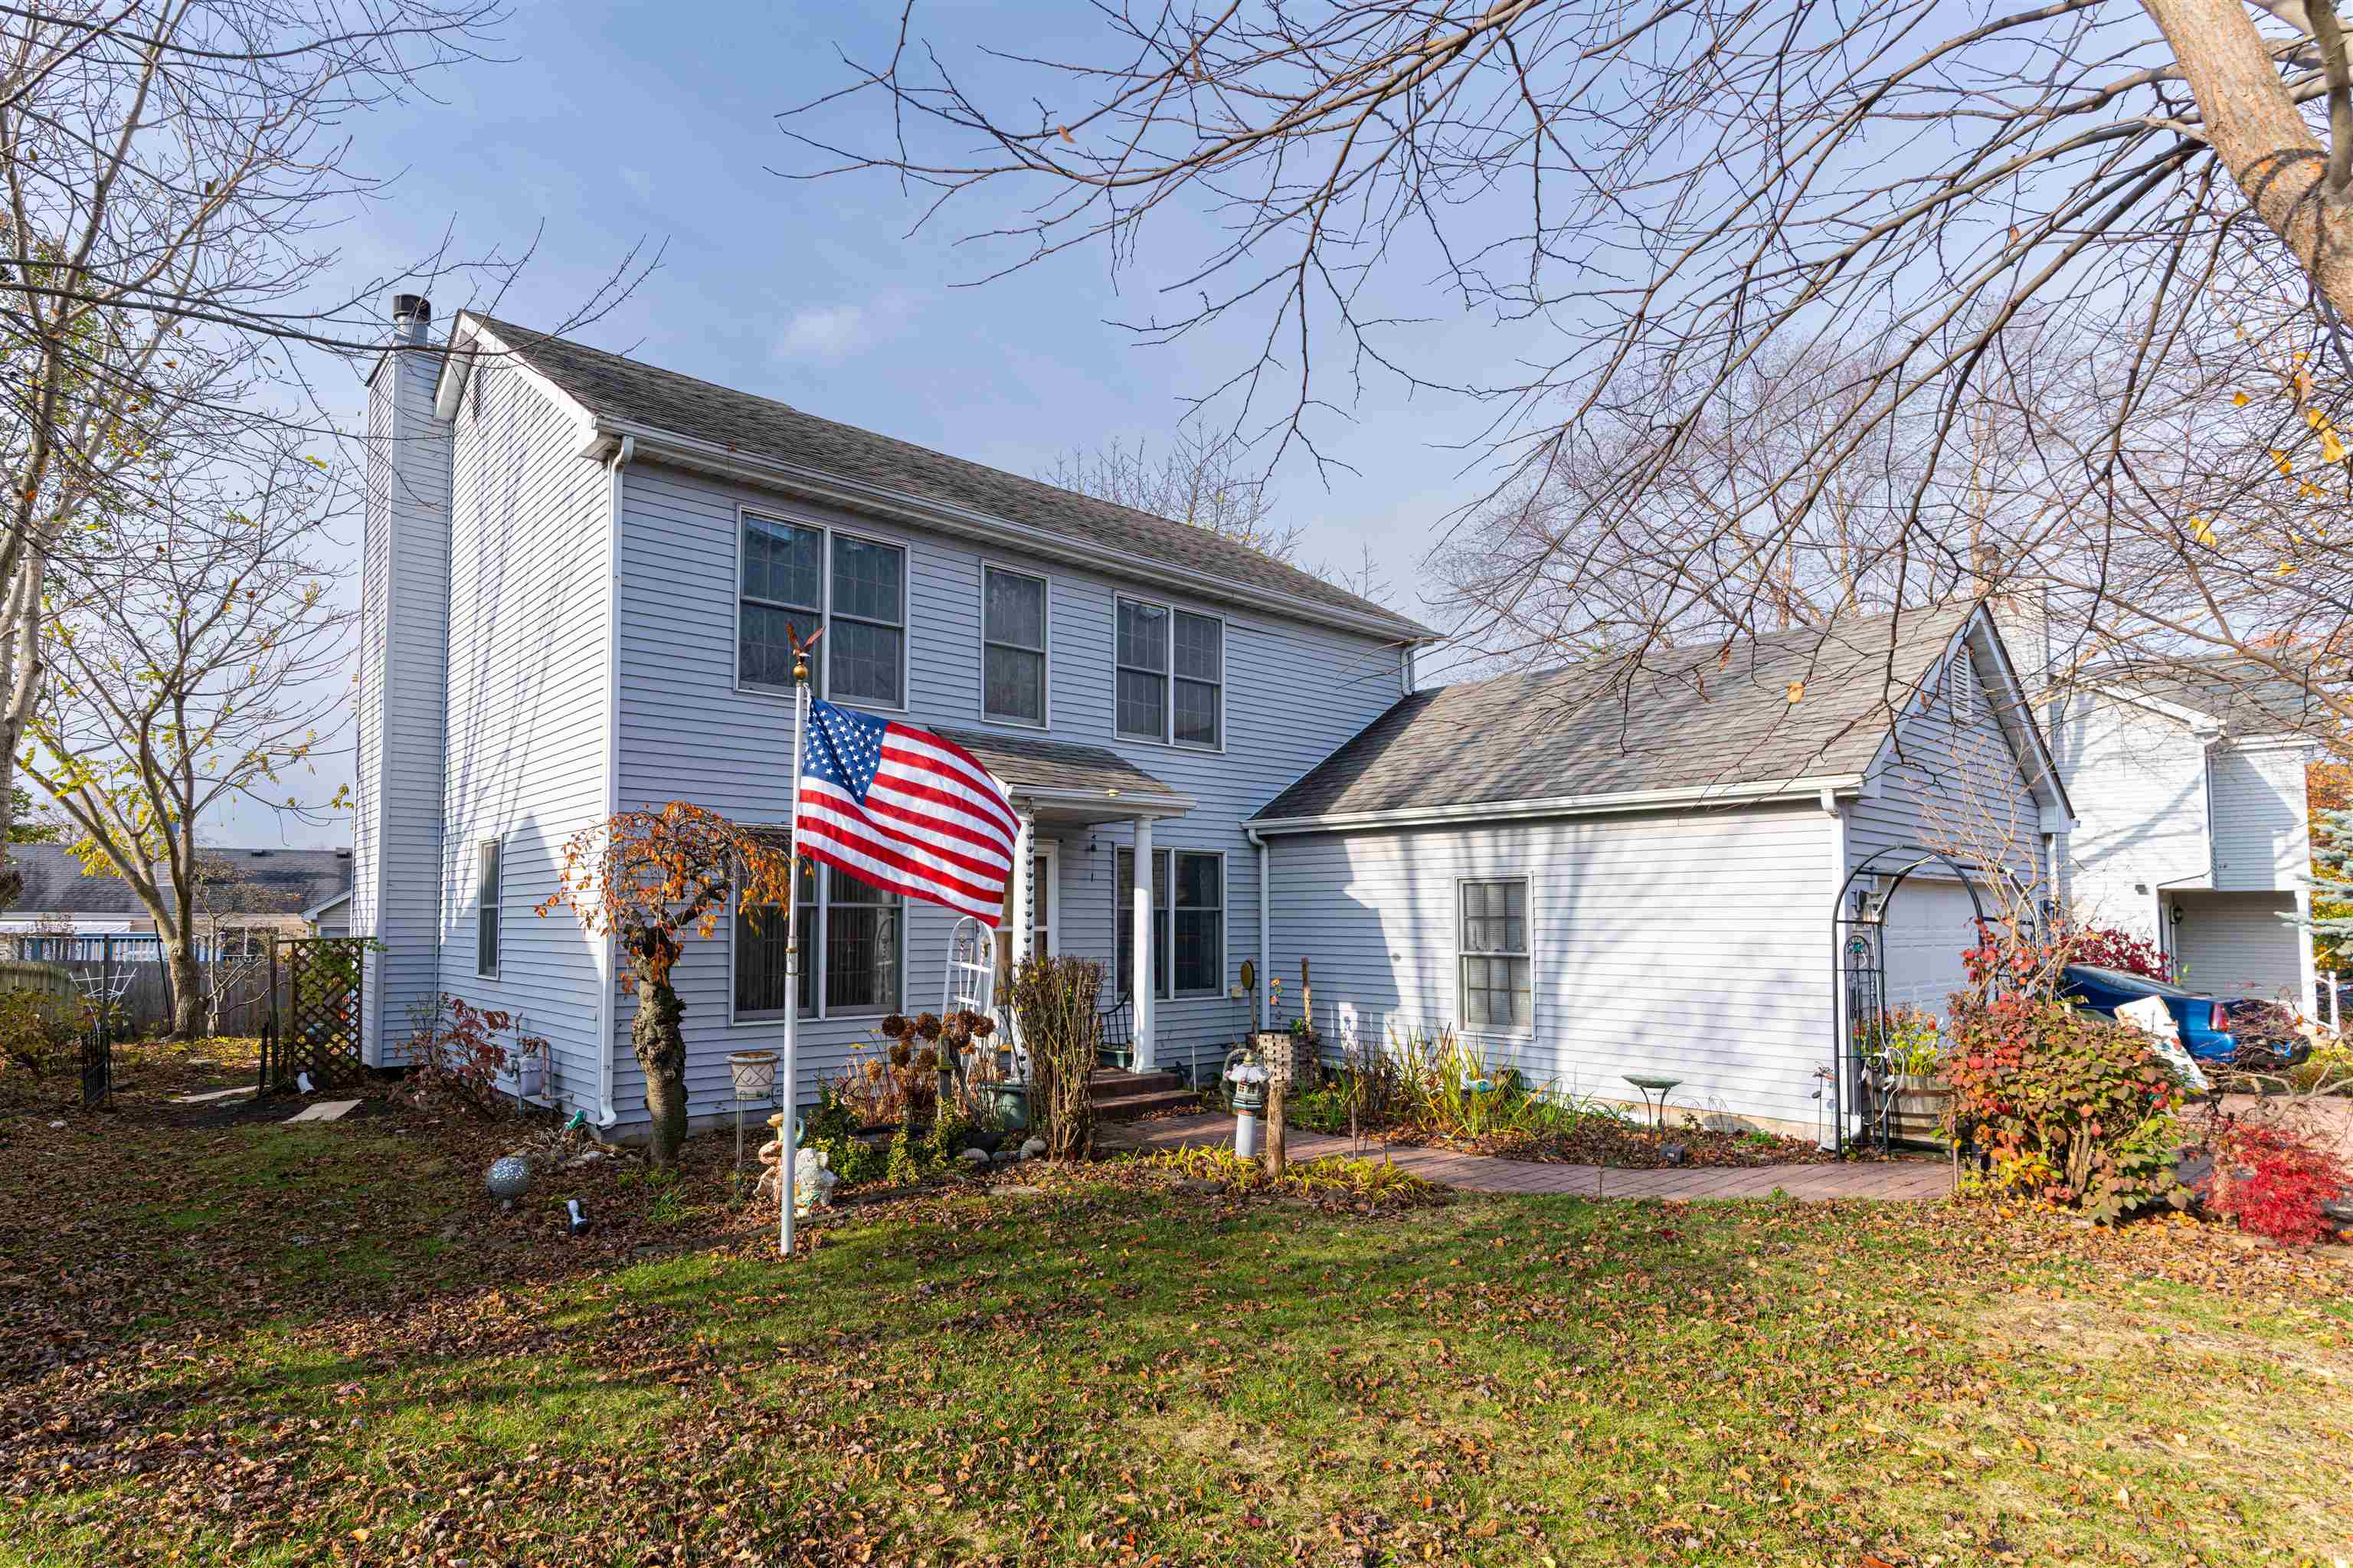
1114, 596, 1222, 747
983, 566, 1048, 724
737, 512, 905, 705
1458, 879, 1531, 1030
734, 861, 900, 1020
1115, 847, 1224, 997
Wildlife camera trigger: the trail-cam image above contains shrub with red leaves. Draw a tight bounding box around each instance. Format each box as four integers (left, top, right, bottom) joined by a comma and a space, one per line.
2065, 924, 2174, 982
2201, 1124, 2350, 1246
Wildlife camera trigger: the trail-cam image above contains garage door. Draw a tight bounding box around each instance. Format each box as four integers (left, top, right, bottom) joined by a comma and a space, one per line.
1880, 878, 1987, 1021
2173, 891, 2301, 1001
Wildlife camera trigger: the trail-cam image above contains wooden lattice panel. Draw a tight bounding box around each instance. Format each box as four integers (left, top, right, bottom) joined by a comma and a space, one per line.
280, 937, 367, 1090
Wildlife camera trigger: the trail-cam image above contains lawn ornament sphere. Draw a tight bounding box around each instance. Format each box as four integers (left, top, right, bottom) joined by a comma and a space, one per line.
486, 1155, 532, 1208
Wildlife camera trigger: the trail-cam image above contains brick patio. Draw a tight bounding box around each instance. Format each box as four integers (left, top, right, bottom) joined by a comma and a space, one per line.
1104, 1113, 1954, 1200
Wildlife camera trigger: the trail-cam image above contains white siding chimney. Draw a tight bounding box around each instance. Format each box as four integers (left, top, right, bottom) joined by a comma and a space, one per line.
354, 296, 453, 1064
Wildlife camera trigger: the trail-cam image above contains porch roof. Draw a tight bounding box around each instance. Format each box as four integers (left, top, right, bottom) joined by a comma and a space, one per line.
936, 727, 1193, 817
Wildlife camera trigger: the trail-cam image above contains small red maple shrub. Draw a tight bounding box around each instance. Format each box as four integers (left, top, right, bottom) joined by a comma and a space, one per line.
2064, 924, 2174, 982
1943, 987, 2188, 1220
2200, 1124, 2349, 1246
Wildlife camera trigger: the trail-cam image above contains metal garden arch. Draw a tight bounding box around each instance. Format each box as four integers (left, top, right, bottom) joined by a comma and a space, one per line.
1828, 843, 2040, 1154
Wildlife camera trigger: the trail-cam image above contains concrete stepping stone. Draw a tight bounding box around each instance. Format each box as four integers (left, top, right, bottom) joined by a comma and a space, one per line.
171, 1086, 254, 1105
283, 1099, 360, 1123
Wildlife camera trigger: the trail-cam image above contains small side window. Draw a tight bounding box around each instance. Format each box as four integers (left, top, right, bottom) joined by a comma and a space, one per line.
476, 839, 502, 977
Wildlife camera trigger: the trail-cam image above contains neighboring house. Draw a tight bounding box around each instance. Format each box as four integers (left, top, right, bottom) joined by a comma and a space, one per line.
352, 301, 1432, 1126
1, 843, 356, 955
2053, 658, 2325, 1003
1249, 604, 2071, 1135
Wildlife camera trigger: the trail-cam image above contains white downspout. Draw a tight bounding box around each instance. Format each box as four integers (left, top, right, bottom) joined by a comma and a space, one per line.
594, 434, 633, 1128
1820, 786, 1850, 1151
1244, 825, 1271, 1032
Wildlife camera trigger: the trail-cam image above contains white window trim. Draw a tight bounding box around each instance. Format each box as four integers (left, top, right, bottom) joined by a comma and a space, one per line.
475, 836, 502, 980
977, 559, 1052, 730
1112, 594, 1228, 753
728, 862, 907, 1026
1455, 875, 1535, 1037
733, 504, 912, 715
1115, 845, 1229, 1000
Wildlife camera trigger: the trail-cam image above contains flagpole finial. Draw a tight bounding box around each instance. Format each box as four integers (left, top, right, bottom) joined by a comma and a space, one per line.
792, 650, 807, 684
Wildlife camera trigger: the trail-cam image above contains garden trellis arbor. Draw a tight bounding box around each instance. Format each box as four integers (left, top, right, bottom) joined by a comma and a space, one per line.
1828, 845, 2036, 1156
257, 935, 370, 1094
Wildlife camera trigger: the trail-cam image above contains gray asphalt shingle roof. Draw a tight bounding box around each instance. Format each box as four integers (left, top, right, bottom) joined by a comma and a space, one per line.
462, 315, 1432, 640
5, 844, 353, 917
1254, 604, 1983, 820
932, 728, 1183, 801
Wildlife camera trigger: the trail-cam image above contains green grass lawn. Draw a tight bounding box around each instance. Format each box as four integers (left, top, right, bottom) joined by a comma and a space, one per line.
3, 1051, 2351, 1566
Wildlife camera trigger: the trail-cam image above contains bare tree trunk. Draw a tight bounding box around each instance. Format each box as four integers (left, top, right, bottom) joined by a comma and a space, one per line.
1265, 1078, 1288, 1178
633, 974, 689, 1166
2142, 0, 2353, 318
0, 549, 43, 910
165, 935, 204, 1042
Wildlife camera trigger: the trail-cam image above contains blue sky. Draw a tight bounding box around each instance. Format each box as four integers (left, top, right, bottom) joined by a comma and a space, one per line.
244, 1, 1523, 846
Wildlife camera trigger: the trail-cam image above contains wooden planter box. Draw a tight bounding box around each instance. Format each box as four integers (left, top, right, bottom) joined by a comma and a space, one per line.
1887, 1074, 1953, 1148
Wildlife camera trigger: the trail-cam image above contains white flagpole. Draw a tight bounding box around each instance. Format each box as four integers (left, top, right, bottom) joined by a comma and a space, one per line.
779, 648, 813, 1259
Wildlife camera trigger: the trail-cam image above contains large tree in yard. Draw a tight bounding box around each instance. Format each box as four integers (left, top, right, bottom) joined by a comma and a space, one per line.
21, 444, 349, 1039
541, 804, 798, 1166
790, 0, 2353, 744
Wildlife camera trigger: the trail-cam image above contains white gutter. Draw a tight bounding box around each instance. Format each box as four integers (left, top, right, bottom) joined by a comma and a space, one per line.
1243, 825, 1272, 1033
1248, 774, 1867, 836
577, 424, 1435, 647
593, 434, 633, 1130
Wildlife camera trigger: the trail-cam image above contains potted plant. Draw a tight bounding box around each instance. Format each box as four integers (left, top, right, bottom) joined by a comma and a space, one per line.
1876, 1007, 1952, 1147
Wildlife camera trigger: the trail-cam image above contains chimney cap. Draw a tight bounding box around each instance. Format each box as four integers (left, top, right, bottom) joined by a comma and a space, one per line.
391, 293, 430, 322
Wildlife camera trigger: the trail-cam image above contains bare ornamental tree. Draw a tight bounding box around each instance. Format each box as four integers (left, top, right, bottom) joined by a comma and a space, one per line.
788, 0, 2353, 741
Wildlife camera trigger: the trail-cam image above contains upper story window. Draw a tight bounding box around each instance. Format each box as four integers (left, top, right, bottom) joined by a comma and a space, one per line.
738, 511, 905, 707
1114, 596, 1222, 748
983, 565, 1048, 725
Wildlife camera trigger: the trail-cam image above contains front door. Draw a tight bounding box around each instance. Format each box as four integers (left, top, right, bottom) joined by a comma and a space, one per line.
993, 842, 1058, 980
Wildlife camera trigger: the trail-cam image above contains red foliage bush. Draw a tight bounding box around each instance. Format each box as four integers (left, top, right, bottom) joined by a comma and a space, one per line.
2201, 1124, 2349, 1246
2065, 924, 2174, 982
1943, 988, 2188, 1220
401, 994, 548, 1115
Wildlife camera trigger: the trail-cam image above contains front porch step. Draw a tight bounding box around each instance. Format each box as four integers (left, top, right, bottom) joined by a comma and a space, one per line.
1089, 1068, 1198, 1121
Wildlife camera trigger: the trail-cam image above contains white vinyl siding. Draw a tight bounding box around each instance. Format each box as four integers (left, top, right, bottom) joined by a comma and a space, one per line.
2171, 890, 2302, 1001
2210, 745, 2312, 891
1846, 630, 2041, 889
430, 352, 613, 1108
1266, 803, 1835, 1132
354, 348, 453, 1067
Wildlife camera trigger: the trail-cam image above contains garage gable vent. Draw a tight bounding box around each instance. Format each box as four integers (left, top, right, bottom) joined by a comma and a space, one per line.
1946, 650, 1976, 722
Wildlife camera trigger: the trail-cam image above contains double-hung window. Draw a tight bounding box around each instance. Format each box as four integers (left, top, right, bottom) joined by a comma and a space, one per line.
738, 512, 905, 706
1458, 879, 1532, 1031
1114, 847, 1223, 998
734, 861, 902, 1021
1114, 596, 1222, 748
734, 861, 898, 1021
983, 565, 1048, 725
475, 839, 502, 978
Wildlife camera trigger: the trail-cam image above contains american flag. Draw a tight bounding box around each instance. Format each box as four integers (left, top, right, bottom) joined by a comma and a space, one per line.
793, 698, 1019, 925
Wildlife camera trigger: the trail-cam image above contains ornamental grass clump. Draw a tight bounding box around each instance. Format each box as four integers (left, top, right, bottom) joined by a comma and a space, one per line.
1944, 988, 2190, 1222
1009, 954, 1100, 1160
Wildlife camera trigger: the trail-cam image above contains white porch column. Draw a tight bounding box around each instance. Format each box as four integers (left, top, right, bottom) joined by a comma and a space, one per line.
1011, 807, 1036, 969
1131, 814, 1154, 1071
2297, 885, 2318, 1020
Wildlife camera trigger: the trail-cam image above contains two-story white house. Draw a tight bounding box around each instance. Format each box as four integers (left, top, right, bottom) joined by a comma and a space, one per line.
355, 300, 2078, 1143
2053, 659, 2324, 1003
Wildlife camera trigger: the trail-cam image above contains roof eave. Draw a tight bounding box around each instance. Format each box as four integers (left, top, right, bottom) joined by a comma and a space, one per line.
1248, 773, 1867, 835
574, 420, 1439, 647
1006, 784, 1197, 819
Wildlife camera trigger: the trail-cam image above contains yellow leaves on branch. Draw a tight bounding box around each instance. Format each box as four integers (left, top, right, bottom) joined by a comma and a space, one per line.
538, 800, 799, 988
2187, 516, 2217, 548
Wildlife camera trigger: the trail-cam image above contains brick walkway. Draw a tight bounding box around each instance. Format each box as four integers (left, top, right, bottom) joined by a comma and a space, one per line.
1105, 1113, 1952, 1201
